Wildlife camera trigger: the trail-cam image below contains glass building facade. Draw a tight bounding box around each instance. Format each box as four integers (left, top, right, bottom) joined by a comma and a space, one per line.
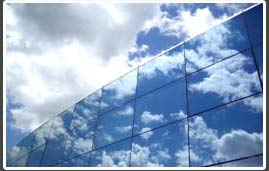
7, 4, 263, 167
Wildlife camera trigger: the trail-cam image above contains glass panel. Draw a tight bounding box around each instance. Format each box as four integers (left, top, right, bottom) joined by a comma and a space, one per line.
31, 120, 52, 150
64, 121, 95, 160
49, 107, 74, 139
244, 4, 263, 45
26, 145, 45, 166
189, 94, 263, 166
188, 50, 261, 115
71, 90, 101, 128
90, 139, 131, 167
134, 78, 186, 135
12, 154, 28, 167
62, 153, 91, 167
131, 120, 188, 167
7, 132, 34, 164
137, 45, 184, 97
99, 69, 137, 114
94, 102, 134, 149
185, 15, 249, 73
41, 135, 66, 166
253, 44, 263, 82
215, 155, 262, 167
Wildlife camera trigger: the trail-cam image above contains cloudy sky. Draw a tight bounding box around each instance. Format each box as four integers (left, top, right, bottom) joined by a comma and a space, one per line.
5, 2, 255, 150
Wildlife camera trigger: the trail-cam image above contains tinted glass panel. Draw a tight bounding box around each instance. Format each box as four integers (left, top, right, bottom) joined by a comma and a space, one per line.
189, 94, 262, 166
188, 50, 261, 115
62, 153, 91, 167
185, 15, 249, 73
41, 135, 66, 166
49, 107, 73, 139
90, 139, 131, 167
12, 154, 28, 167
26, 145, 45, 166
71, 90, 101, 128
31, 120, 52, 150
134, 78, 186, 135
215, 155, 262, 167
131, 120, 188, 166
253, 44, 263, 82
99, 69, 137, 114
94, 102, 134, 148
244, 4, 263, 45
64, 121, 95, 160
137, 45, 184, 96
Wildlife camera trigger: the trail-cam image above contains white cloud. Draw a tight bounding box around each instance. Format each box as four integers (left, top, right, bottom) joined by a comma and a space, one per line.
141, 111, 164, 124
115, 125, 132, 133
140, 127, 153, 140
170, 110, 187, 120
117, 105, 134, 116
98, 150, 129, 167
6, 3, 160, 132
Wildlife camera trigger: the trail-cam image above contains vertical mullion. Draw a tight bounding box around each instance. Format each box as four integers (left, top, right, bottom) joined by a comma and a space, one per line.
183, 42, 191, 167
89, 88, 104, 166
128, 67, 140, 167
241, 10, 263, 90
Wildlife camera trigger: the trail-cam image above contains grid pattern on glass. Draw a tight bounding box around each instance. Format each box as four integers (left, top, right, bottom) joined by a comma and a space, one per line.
137, 45, 184, 97
26, 145, 45, 167
7, 4, 263, 167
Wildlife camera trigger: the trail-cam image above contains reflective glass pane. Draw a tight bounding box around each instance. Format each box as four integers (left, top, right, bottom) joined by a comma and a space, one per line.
131, 120, 188, 166
90, 139, 131, 167
7, 132, 34, 163
215, 155, 262, 167
188, 50, 261, 115
185, 15, 249, 73
134, 78, 186, 135
12, 154, 28, 167
26, 145, 45, 166
71, 90, 101, 128
99, 69, 137, 114
189, 94, 263, 166
64, 121, 95, 160
62, 152, 91, 166
253, 44, 263, 82
49, 107, 74, 139
94, 102, 134, 148
41, 135, 66, 166
31, 120, 52, 150
137, 45, 184, 96
244, 4, 263, 45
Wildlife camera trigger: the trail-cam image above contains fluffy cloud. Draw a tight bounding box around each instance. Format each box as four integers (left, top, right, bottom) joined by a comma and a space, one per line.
117, 105, 134, 116
6, 3, 160, 132
115, 125, 132, 133
141, 111, 164, 124
139, 127, 153, 140
98, 150, 129, 167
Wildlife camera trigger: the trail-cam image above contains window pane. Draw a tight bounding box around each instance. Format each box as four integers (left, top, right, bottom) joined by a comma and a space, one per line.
134, 78, 186, 135
12, 154, 28, 167
71, 90, 101, 128
31, 120, 52, 150
215, 155, 262, 167
99, 69, 137, 114
253, 44, 263, 82
189, 94, 262, 166
188, 50, 261, 115
62, 152, 91, 167
185, 15, 249, 73
49, 107, 74, 139
7, 133, 35, 164
137, 45, 184, 96
41, 135, 66, 166
26, 145, 45, 166
64, 121, 95, 160
90, 139, 131, 167
131, 120, 188, 166
94, 102, 134, 149
244, 4, 263, 45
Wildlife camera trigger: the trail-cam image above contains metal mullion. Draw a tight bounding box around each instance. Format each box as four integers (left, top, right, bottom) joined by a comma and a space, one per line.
128, 67, 139, 167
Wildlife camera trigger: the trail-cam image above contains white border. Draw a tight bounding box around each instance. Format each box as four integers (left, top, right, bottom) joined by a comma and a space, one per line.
3, 0, 266, 170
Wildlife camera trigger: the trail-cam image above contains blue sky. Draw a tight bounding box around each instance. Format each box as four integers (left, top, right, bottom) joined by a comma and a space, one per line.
6, 2, 258, 153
